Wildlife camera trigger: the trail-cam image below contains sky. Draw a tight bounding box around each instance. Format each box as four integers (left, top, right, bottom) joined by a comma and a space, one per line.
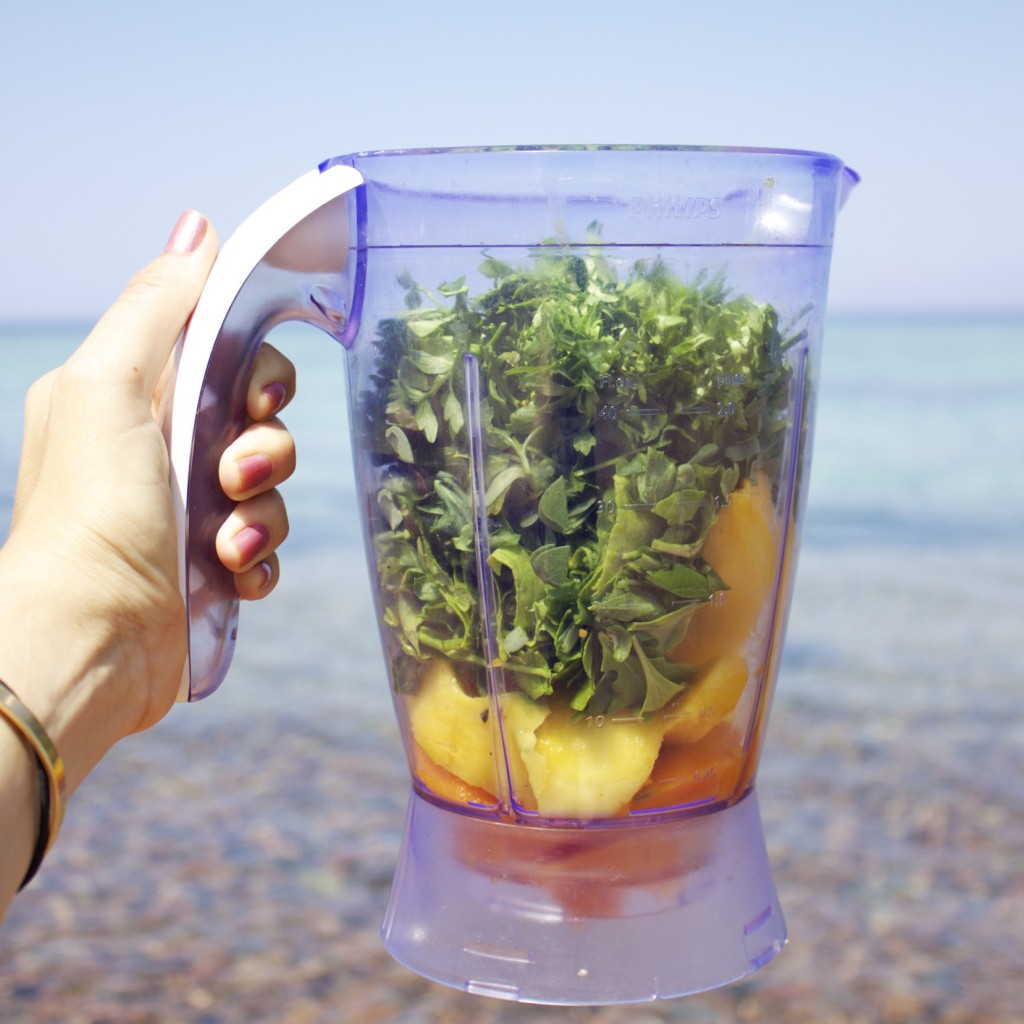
0, 0, 1021, 321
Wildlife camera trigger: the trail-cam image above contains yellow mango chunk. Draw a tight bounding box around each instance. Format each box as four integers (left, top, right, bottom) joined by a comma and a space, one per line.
407, 661, 498, 796
670, 475, 779, 667
512, 706, 665, 819
408, 661, 553, 806
500, 693, 551, 810
661, 652, 750, 746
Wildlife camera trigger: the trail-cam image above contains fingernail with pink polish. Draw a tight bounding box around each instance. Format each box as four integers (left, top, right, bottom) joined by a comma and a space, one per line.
164, 210, 208, 254
236, 453, 274, 493
234, 524, 270, 566
256, 561, 274, 591
261, 382, 287, 417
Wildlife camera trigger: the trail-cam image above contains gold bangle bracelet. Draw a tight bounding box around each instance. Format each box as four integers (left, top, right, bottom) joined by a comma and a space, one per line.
0, 680, 66, 861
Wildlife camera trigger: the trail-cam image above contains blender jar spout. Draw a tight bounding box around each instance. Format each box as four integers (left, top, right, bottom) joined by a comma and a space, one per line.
839, 164, 861, 210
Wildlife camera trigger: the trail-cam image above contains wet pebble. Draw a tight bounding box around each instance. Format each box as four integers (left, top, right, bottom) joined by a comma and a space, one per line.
1, 685, 1021, 1024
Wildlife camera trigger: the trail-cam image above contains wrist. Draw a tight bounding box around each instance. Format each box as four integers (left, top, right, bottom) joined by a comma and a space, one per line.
0, 679, 64, 889
0, 716, 41, 911
0, 541, 151, 797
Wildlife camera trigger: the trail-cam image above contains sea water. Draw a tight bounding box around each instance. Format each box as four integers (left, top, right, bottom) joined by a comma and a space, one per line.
0, 316, 1021, 778
2, 316, 1019, 717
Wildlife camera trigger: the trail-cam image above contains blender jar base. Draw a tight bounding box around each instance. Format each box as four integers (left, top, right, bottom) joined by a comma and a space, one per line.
381, 787, 786, 1005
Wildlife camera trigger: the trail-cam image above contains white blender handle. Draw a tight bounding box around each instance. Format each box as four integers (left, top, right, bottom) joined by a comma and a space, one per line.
166, 162, 364, 702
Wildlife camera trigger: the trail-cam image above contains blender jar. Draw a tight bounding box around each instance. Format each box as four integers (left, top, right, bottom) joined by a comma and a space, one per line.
169, 145, 858, 1005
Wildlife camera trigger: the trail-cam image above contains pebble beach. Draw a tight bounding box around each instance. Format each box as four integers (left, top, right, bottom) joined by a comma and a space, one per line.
1, 318, 1021, 1023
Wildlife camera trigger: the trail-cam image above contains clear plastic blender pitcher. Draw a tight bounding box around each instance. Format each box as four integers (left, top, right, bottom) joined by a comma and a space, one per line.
168, 146, 858, 1004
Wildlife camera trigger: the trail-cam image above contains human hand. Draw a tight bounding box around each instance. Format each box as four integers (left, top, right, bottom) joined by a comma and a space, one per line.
0, 211, 295, 796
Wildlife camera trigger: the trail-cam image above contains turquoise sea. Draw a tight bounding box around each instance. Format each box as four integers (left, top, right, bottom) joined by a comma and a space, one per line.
0, 315, 1022, 1023
1, 316, 1020, 714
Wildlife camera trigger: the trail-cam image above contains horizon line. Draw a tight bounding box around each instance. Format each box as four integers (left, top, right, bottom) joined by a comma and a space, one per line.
2, 307, 1023, 333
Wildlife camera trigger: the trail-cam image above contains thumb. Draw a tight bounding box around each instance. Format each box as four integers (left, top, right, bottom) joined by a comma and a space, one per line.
74, 211, 219, 396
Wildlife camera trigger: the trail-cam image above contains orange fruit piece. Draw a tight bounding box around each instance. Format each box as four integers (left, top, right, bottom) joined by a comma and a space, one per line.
629, 724, 746, 813
411, 743, 498, 809
669, 475, 779, 667
661, 652, 749, 746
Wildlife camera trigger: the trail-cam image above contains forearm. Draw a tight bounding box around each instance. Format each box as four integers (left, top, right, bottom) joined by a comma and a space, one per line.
0, 542, 151, 922
0, 542, 148, 798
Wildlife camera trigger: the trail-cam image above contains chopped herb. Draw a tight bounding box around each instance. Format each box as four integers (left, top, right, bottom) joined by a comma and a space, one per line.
368, 240, 796, 717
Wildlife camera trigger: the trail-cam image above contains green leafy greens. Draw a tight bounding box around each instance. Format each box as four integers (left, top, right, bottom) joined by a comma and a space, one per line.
368, 239, 797, 717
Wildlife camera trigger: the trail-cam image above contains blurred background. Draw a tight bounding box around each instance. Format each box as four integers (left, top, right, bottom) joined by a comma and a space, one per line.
1, 2, 1021, 1022
1, 0, 1022, 320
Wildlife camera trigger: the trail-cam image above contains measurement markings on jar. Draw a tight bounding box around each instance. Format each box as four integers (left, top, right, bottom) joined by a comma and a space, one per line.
621, 407, 663, 417
598, 399, 735, 421
670, 591, 729, 609
663, 706, 722, 726
675, 402, 738, 416
585, 714, 645, 728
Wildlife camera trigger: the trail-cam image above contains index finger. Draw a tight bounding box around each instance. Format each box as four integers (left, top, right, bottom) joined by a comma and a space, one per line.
73, 212, 219, 397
